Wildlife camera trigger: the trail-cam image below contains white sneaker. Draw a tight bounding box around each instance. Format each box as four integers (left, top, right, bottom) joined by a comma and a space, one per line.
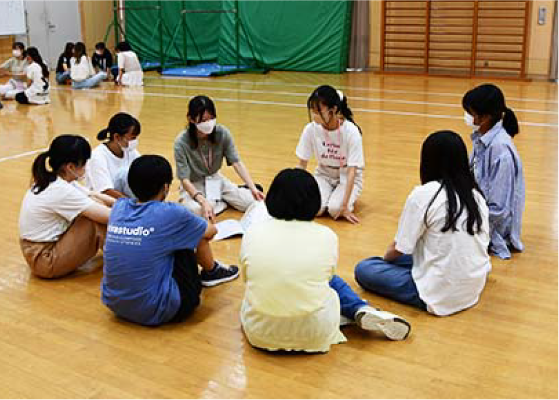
355, 306, 411, 341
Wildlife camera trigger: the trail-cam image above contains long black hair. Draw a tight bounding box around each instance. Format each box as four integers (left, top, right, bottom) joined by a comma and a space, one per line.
32, 135, 91, 194
63, 42, 74, 59
116, 41, 132, 52
307, 85, 361, 133
26, 47, 49, 80
462, 83, 519, 137
97, 112, 141, 141
73, 42, 87, 61
420, 130, 484, 235
186, 95, 217, 148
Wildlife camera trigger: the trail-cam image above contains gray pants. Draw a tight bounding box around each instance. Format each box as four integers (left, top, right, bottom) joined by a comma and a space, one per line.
179, 173, 255, 216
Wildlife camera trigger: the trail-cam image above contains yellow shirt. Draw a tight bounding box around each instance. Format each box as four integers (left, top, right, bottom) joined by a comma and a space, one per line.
239, 218, 346, 352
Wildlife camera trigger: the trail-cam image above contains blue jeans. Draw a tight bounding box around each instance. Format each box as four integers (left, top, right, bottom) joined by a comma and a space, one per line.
354, 255, 427, 310
56, 71, 71, 84
72, 72, 107, 89
329, 275, 368, 319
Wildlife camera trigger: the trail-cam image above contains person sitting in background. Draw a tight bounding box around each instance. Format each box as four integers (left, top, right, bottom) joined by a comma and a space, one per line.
55, 42, 74, 84
92, 42, 113, 80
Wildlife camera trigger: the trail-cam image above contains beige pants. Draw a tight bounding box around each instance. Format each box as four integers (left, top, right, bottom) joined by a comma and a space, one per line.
179, 173, 255, 216
315, 172, 363, 218
20, 216, 107, 279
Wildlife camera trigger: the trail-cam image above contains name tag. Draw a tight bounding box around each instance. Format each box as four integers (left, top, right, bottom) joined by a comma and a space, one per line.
205, 174, 222, 202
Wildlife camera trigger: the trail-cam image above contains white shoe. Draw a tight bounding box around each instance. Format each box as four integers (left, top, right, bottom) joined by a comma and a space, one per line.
355, 306, 411, 341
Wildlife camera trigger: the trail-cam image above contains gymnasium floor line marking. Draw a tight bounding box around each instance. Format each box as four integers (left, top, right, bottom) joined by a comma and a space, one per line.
144, 83, 559, 115
147, 76, 559, 104
0, 148, 48, 164
49, 87, 559, 128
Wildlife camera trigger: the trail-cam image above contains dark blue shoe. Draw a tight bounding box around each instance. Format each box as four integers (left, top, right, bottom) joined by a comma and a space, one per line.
200, 261, 239, 287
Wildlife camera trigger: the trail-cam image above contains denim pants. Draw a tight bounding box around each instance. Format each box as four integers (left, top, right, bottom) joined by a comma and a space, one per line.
56, 71, 71, 84
354, 255, 427, 310
72, 72, 107, 89
329, 275, 368, 319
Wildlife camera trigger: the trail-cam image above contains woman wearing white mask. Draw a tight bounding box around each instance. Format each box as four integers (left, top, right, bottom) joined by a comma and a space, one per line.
0, 42, 28, 100
85, 112, 141, 199
174, 95, 264, 222
19, 135, 114, 279
296, 85, 365, 224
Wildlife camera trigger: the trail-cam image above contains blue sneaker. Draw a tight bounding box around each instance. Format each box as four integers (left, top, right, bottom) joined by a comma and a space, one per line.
200, 261, 239, 287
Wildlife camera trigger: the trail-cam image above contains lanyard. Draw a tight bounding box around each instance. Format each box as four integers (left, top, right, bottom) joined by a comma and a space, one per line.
322, 125, 344, 168
199, 145, 213, 173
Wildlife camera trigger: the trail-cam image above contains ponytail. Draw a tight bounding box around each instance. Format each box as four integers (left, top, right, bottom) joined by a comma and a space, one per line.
30, 135, 91, 194
97, 128, 110, 141
338, 93, 362, 134
31, 151, 56, 194
98, 112, 141, 142
307, 85, 362, 134
26, 47, 50, 79
503, 107, 519, 137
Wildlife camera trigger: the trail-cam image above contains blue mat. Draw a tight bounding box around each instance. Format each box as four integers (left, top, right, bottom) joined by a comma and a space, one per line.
161, 63, 250, 77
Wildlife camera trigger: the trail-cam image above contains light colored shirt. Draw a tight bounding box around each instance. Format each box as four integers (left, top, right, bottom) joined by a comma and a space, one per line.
470, 121, 525, 259
85, 144, 141, 194
70, 55, 95, 82
296, 120, 364, 180
19, 178, 94, 242
24, 62, 50, 104
117, 51, 142, 72
395, 181, 492, 316
174, 124, 240, 183
240, 218, 346, 352
0, 57, 28, 81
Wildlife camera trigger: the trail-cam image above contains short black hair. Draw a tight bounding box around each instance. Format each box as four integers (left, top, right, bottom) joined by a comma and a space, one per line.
128, 155, 173, 202
265, 168, 321, 221
95, 42, 106, 50
116, 41, 132, 52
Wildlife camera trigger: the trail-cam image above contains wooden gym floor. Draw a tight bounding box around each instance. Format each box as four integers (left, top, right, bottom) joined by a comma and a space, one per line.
0, 71, 557, 398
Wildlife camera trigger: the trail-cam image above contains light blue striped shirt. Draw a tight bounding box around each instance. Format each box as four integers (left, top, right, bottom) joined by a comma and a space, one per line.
470, 121, 525, 259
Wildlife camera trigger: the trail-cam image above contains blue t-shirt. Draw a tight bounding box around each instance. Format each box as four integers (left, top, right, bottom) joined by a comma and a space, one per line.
101, 199, 207, 326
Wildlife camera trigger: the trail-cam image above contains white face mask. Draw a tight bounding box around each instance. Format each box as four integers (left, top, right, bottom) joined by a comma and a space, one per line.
70, 167, 86, 182
126, 138, 139, 152
13, 49, 22, 57
96, 50, 103, 56
196, 118, 216, 135
464, 112, 480, 130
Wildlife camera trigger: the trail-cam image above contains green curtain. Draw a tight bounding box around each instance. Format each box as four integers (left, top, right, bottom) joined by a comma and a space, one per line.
124, 0, 352, 73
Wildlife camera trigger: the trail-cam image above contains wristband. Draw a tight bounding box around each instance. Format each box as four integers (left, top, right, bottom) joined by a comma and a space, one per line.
193, 192, 204, 202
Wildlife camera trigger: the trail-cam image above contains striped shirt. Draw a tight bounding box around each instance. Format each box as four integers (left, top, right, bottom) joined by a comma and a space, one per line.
470, 121, 525, 259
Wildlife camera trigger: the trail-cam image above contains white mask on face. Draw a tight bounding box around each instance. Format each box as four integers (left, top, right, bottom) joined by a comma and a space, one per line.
13, 49, 22, 58
96, 50, 103, 56
127, 138, 139, 152
70, 167, 86, 182
196, 118, 216, 135
464, 112, 480, 130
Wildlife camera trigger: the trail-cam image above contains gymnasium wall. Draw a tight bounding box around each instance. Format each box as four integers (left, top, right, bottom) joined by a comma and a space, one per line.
0, 37, 14, 64
80, 0, 115, 53
369, 0, 557, 78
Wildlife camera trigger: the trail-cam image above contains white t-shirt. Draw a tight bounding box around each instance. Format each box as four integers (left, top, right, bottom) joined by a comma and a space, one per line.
395, 181, 491, 316
19, 178, 94, 242
296, 120, 364, 179
70, 55, 95, 81
85, 144, 140, 194
240, 218, 346, 352
24, 62, 50, 104
117, 51, 142, 72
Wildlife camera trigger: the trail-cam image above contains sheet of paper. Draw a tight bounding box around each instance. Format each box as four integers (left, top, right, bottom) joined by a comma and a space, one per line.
212, 219, 245, 241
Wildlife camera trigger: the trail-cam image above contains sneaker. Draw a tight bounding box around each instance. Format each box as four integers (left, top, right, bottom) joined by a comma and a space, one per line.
200, 261, 240, 287
355, 306, 411, 341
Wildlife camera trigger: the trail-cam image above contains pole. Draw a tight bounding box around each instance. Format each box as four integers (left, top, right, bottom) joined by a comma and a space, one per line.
113, 0, 119, 47
235, 0, 239, 69
182, 0, 188, 64
158, 1, 164, 70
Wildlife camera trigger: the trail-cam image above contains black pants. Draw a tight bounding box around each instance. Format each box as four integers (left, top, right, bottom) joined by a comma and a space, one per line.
169, 249, 201, 323
15, 92, 29, 104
